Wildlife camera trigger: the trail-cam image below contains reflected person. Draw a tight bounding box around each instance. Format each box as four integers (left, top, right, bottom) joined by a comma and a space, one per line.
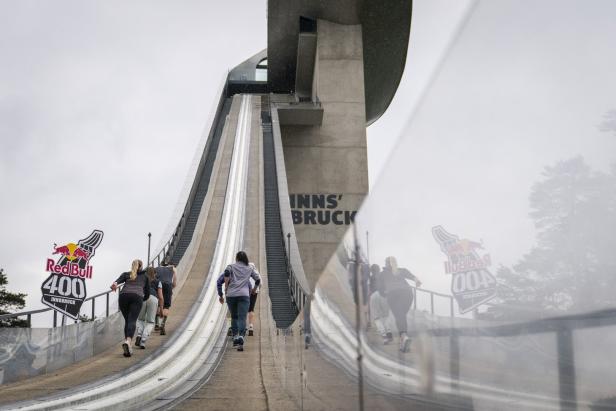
381, 256, 422, 353
369, 264, 394, 344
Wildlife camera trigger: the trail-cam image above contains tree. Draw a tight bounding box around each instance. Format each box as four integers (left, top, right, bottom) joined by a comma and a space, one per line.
484, 157, 616, 320
0, 268, 28, 327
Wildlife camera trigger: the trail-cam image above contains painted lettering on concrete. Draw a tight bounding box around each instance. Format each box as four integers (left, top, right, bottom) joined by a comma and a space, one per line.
289, 194, 357, 225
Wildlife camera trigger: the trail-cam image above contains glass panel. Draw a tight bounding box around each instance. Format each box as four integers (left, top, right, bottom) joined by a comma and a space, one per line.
309, 1, 616, 409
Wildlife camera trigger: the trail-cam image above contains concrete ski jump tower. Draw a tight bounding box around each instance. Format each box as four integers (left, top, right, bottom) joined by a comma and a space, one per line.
267, 1, 412, 286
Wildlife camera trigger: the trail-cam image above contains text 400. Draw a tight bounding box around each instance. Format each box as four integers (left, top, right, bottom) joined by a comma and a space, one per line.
452, 270, 495, 293
42, 275, 85, 298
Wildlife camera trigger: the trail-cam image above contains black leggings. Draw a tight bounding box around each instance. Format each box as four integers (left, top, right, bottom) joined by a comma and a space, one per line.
119, 293, 143, 339
386, 289, 413, 335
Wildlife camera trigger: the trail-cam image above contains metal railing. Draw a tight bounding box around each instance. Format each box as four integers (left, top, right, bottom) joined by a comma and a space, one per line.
150, 225, 181, 267
407, 308, 616, 410
411, 286, 457, 318
285, 232, 309, 314
0, 288, 117, 328
284, 231, 313, 349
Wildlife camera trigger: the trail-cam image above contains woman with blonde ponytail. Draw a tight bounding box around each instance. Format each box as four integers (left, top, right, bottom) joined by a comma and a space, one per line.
381, 256, 422, 353
111, 259, 150, 357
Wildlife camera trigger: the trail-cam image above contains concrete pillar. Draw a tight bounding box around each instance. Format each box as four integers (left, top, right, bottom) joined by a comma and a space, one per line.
281, 20, 368, 287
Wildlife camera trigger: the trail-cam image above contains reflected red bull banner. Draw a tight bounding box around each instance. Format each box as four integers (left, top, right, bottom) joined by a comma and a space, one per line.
444, 253, 492, 274
40, 230, 104, 320
432, 226, 497, 314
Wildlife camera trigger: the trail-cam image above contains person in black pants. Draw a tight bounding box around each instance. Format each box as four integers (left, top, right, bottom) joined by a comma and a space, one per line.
154, 260, 176, 335
111, 259, 150, 357
380, 256, 422, 353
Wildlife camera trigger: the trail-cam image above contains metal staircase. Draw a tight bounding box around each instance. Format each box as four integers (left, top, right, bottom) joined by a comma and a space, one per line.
262, 98, 299, 329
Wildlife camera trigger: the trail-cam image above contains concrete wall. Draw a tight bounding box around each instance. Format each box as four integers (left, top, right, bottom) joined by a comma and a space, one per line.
0, 314, 124, 385
281, 20, 368, 287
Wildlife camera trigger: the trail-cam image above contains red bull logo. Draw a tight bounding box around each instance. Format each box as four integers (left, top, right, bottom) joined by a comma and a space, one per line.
444, 239, 484, 258
41, 230, 104, 320
432, 225, 497, 314
52, 243, 90, 262
45, 259, 93, 278
443, 254, 491, 275
47, 242, 94, 278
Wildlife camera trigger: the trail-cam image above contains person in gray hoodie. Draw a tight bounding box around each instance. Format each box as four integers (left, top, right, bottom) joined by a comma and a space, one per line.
223, 251, 260, 351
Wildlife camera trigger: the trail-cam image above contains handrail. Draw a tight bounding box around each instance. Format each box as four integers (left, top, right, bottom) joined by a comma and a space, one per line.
406, 307, 616, 409
415, 307, 616, 338
1, 288, 118, 327
1, 266, 457, 329
0, 308, 49, 321
414, 286, 452, 300
411, 285, 456, 318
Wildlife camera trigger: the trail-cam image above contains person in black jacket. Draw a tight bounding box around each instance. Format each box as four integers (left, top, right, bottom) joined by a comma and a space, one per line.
111, 259, 150, 357
380, 256, 422, 353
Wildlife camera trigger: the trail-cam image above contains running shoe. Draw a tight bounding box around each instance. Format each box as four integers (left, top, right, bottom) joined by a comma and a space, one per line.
400, 335, 411, 353
232, 336, 240, 347
122, 342, 131, 357
383, 333, 394, 345
237, 336, 244, 351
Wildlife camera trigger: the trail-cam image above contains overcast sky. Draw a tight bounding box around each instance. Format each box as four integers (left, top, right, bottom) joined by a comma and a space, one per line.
0, 0, 474, 320
0, 0, 269, 317
7, 1, 610, 320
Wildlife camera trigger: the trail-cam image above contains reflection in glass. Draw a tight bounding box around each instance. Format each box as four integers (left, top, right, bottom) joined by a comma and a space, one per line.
305, 1, 616, 409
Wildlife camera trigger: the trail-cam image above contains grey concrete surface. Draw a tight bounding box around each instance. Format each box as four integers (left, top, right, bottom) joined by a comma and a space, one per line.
267, 0, 412, 124
282, 20, 369, 289
0, 311, 125, 386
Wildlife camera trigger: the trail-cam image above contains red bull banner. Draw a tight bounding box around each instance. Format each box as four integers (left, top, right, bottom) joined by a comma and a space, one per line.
40, 230, 104, 319
432, 226, 497, 314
